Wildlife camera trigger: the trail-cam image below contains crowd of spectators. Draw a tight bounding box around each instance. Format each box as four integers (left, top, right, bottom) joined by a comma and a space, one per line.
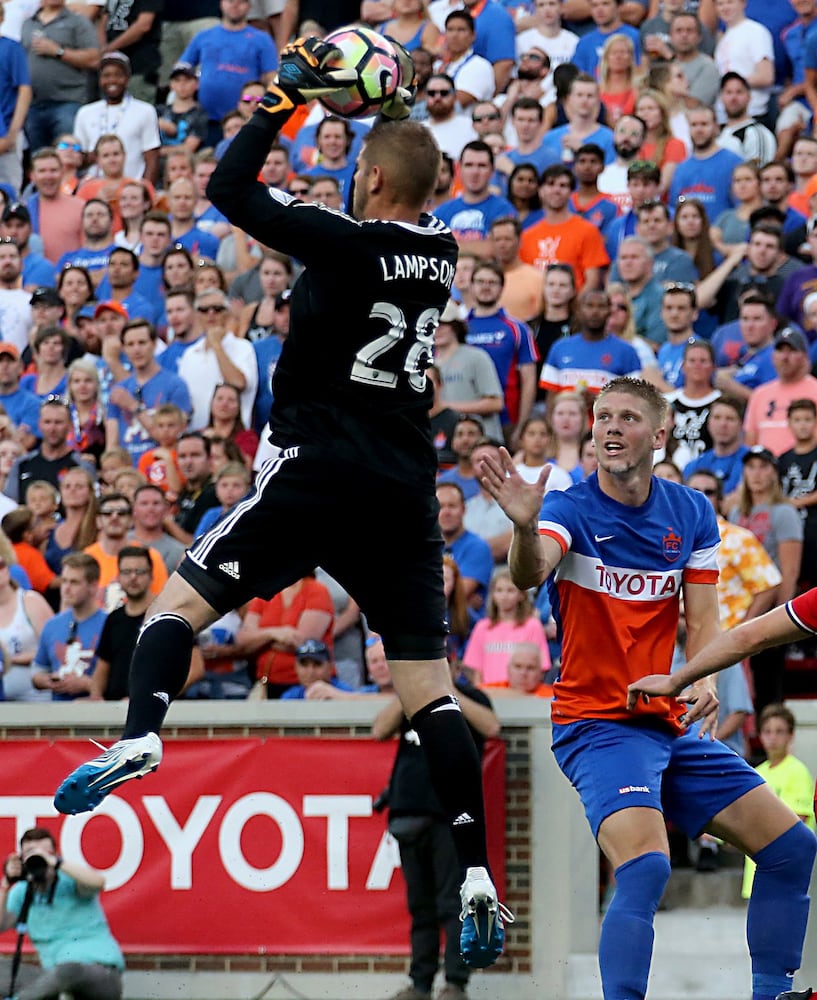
0, 0, 815, 719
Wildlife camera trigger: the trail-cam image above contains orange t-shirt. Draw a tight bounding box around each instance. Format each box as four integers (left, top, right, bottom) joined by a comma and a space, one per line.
482, 680, 554, 698
519, 215, 610, 290
638, 136, 687, 169
249, 578, 334, 686
138, 448, 184, 496
12, 541, 56, 594
83, 541, 168, 609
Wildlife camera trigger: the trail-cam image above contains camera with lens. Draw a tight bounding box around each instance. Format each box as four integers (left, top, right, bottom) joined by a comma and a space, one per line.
22, 854, 49, 882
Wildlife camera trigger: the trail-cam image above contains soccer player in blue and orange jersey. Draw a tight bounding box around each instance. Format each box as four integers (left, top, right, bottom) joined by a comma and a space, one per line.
480, 376, 816, 1000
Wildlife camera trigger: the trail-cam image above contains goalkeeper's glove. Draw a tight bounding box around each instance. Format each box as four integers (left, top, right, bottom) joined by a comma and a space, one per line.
379, 37, 417, 121
273, 36, 357, 104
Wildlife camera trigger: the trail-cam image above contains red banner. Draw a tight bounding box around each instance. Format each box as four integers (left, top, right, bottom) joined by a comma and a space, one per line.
0, 738, 506, 954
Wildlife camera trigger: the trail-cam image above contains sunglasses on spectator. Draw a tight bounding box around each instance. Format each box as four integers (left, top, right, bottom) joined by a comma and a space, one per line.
57, 142, 82, 152
610, 303, 629, 312
472, 112, 500, 122
197, 304, 227, 314
427, 88, 454, 97
240, 95, 264, 103
521, 52, 546, 61
289, 186, 310, 196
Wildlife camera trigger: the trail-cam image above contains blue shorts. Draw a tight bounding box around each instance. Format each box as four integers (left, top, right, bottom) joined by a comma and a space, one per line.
552, 717, 765, 839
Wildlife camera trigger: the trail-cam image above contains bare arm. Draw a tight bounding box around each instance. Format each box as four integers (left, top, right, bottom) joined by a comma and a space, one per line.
628, 601, 806, 702
775, 538, 802, 604
102, 10, 155, 51
513, 363, 538, 446
143, 146, 159, 186
372, 694, 405, 740
458, 689, 501, 739
478, 447, 561, 589
453, 395, 504, 417
695, 243, 745, 310
746, 58, 774, 90
0, 85, 31, 156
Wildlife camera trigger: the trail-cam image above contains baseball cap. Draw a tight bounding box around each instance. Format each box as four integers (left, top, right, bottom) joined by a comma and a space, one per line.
77, 304, 97, 320
274, 288, 292, 309
0, 343, 20, 360
30, 286, 63, 308
2, 201, 29, 224
100, 51, 131, 74
295, 639, 331, 662
742, 445, 776, 465
774, 327, 808, 352
170, 61, 197, 79
94, 300, 129, 320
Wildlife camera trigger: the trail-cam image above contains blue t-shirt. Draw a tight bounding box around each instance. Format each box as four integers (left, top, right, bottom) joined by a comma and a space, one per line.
194, 504, 228, 539
465, 307, 538, 423
572, 23, 641, 74
569, 193, 618, 236
0, 387, 42, 436
171, 225, 220, 261
20, 372, 68, 400
107, 368, 192, 462
303, 161, 357, 197
444, 529, 493, 613
55, 244, 116, 278
160, 335, 202, 374
543, 124, 616, 165
253, 334, 283, 434
437, 466, 480, 500
669, 149, 743, 222
24, 252, 59, 288
32, 608, 108, 701
95, 277, 162, 327
7, 868, 124, 970
281, 677, 355, 699
683, 445, 750, 492
733, 343, 776, 390
0, 37, 30, 139
656, 339, 687, 389
710, 319, 745, 367
504, 143, 560, 177
181, 25, 278, 122
435, 193, 517, 241
473, 1, 517, 64
290, 119, 369, 173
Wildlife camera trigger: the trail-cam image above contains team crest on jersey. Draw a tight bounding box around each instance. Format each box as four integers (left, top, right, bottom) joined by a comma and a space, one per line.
662, 529, 682, 562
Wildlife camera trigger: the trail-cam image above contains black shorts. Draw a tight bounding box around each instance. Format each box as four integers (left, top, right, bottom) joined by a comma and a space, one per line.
179, 445, 448, 659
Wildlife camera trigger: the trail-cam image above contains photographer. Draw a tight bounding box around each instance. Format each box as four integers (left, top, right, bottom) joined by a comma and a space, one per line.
0, 827, 124, 1000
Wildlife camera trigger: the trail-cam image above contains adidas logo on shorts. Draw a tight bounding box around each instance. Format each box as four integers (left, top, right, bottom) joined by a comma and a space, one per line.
219, 561, 241, 579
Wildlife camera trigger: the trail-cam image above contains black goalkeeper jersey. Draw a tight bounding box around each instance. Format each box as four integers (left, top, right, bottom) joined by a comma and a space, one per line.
208, 112, 458, 489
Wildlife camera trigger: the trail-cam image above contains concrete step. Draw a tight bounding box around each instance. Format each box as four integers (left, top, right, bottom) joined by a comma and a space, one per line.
662, 867, 744, 909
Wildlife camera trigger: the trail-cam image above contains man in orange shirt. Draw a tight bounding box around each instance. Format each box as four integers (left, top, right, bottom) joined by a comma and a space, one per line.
84, 492, 168, 610
482, 642, 554, 697
519, 163, 609, 290
490, 215, 544, 323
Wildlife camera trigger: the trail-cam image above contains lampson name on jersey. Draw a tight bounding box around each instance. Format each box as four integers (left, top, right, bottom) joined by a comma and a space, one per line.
379, 254, 456, 286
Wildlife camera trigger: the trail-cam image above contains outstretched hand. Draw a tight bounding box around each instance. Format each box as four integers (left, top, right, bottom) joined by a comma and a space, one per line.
627, 674, 720, 740
477, 447, 550, 528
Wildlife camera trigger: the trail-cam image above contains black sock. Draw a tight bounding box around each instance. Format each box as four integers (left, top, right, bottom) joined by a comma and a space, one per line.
411, 695, 489, 878
123, 614, 194, 738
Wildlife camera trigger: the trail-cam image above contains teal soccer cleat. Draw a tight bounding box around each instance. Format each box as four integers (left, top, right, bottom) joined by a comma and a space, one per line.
459, 866, 514, 968
54, 733, 162, 814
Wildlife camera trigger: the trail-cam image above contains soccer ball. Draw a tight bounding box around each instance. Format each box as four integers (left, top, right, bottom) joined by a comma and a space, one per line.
319, 25, 401, 119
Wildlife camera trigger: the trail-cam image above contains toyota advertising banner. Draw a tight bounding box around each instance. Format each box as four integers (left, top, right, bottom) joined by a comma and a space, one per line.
0, 738, 506, 954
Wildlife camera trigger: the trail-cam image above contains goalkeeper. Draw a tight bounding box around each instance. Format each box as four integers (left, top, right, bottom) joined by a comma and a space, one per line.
53, 37, 512, 968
